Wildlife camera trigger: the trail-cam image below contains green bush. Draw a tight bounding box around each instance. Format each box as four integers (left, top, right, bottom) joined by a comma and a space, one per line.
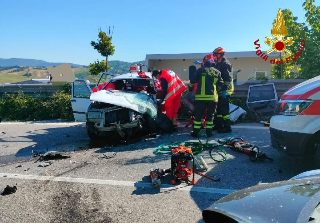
0, 91, 74, 121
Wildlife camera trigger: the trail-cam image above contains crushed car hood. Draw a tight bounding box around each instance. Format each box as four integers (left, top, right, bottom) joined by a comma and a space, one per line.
90, 90, 157, 118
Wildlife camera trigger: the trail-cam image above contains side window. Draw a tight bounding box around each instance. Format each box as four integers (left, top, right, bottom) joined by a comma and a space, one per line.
73, 80, 91, 98
254, 71, 267, 79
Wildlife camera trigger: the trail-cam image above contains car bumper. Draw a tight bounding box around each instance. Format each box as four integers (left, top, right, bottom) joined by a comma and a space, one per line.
270, 127, 312, 157
87, 118, 140, 132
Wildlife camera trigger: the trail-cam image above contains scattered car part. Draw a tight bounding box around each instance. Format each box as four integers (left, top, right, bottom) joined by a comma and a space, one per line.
246, 83, 278, 115
1, 185, 17, 196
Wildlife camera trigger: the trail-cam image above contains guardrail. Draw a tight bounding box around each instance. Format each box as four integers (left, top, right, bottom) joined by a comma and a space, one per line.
0, 83, 96, 98
0, 80, 305, 98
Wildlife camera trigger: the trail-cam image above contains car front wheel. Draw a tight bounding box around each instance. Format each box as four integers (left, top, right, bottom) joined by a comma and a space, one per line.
86, 122, 100, 140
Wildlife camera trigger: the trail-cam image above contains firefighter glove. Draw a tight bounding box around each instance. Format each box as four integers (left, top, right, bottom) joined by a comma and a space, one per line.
222, 91, 227, 98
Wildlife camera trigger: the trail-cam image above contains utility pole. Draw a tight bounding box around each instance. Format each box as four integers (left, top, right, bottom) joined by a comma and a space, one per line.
280, 52, 283, 79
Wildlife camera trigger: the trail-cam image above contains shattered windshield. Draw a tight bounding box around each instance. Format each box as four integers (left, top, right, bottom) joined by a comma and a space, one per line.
116, 91, 157, 118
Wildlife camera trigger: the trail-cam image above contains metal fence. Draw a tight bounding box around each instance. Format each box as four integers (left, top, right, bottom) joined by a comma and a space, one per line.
0, 80, 305, 99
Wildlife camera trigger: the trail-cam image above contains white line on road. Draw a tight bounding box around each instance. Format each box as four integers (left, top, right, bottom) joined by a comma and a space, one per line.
0, 173, 236, 195
232, 126, 269, 130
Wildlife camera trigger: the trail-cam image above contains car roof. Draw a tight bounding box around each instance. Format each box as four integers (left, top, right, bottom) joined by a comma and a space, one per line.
112, 72, 152, 80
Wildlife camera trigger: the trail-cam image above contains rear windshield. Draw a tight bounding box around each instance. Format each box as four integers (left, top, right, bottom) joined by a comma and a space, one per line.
247, 84, 276, 102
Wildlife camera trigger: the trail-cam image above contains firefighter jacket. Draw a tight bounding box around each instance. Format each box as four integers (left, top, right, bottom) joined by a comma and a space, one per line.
214, 58, 234, 96
159, 69, 187, 103
190, 61, 223, 102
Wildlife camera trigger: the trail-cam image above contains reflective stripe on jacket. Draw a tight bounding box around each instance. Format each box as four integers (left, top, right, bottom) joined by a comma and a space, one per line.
194, 65, 222, 102
159, 69, 187, 102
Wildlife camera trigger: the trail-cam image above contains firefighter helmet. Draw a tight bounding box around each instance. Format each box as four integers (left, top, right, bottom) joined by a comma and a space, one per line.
213, 47, 225, 55
203, 54, 214, 64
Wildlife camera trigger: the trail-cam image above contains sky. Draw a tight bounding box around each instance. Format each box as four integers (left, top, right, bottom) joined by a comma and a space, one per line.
0, 0, 318, 66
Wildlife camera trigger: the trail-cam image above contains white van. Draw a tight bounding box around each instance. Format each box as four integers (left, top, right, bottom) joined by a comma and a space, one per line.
270, 75, 320, 166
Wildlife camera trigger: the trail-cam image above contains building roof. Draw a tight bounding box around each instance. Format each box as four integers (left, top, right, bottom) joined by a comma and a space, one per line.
146, 51, 279, 60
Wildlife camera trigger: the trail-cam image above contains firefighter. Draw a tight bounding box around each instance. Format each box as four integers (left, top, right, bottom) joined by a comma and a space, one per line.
213, 47, 234, 133
152, 69, 187, 131
189, 54, 223, 138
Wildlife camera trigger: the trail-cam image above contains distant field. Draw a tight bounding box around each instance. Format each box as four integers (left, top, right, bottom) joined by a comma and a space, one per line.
0, 67, 97, 84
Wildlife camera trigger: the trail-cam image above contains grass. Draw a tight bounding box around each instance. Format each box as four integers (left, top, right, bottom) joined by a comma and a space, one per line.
0, 73, 31, 84
0, 67, 94, 84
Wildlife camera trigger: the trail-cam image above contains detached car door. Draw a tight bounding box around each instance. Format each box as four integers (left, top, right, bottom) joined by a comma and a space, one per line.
71, 79, 92, 121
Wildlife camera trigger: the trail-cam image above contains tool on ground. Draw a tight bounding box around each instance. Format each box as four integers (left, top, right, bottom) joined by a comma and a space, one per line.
223, 137, 273, 162
153, 132, 232, 163
195, 171, 221, 182
149, 168, 169, 187
194, 155, 208, 172
171, 146, 195, 185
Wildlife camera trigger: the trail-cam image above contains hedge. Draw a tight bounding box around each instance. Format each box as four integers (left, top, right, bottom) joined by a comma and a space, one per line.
0, 85, 74, 121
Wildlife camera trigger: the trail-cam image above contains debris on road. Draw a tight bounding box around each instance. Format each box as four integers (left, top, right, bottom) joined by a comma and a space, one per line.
35, 151, 70, 162
99, 152, 117, 159
1, 185, 17, 196
37, 161, 52, 168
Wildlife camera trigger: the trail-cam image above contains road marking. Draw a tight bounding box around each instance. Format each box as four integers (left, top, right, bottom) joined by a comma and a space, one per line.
0, 173, 236, 195
232, 126, 269, 130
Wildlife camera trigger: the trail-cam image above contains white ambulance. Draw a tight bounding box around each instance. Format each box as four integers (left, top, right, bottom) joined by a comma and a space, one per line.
270, 75, 320, 166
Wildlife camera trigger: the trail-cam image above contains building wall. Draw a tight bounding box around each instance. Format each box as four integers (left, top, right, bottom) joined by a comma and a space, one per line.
147, 59, 195, 81
147, 55, 278, 84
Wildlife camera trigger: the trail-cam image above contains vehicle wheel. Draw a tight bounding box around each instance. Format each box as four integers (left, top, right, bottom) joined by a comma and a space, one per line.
143, 114, 157, 133
86, 122, 100, 140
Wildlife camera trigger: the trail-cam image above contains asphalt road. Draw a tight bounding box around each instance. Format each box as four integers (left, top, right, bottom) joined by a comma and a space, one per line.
0, 122, 315, 223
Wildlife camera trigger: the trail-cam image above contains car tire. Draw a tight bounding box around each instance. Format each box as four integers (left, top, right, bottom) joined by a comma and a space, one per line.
143, 114, 157, 133
86, 122, 100, 140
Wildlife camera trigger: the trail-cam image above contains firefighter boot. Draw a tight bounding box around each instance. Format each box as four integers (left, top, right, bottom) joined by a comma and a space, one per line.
212, 117, 223, 131
218, 119, 232, 133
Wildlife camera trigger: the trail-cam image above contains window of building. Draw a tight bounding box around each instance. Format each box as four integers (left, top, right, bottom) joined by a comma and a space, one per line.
254, 71, 267, 79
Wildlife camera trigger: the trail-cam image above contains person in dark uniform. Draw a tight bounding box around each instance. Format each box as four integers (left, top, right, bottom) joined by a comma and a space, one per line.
212, 47, 234, 133
189, 54, 223, 137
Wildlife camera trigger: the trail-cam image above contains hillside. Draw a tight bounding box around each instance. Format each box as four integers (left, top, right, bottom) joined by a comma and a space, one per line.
0, 59, 145, 84
0, 58, 84, 67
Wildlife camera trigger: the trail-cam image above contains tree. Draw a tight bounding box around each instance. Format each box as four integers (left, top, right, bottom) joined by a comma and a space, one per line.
89, 60, 110, 76
282, 0, 320, 79
90, 27, 115, 74
271, 62, 295, 79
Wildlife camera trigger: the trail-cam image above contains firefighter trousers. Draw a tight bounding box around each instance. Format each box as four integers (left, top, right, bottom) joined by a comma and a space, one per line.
193, 100, 217, 133
216, 96, 231, 128
165, 94, 181, 127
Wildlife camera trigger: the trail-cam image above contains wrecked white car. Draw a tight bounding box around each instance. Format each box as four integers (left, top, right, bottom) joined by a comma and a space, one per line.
71, 71, 158, 139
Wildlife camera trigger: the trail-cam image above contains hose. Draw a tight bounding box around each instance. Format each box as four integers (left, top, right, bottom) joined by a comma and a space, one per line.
153, 131, 234, 162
